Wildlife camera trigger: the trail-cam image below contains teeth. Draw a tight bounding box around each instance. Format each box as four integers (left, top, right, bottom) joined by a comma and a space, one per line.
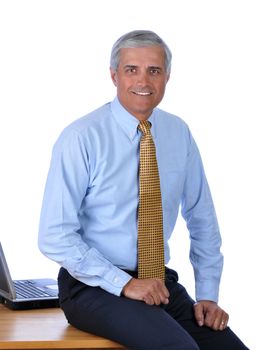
133, 91, 152, 96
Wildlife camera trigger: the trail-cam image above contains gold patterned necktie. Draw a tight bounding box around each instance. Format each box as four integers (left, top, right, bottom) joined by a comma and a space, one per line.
137, 120, 165, 280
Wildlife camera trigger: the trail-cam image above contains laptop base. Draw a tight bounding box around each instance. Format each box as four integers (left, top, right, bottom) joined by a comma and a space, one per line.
1, 297, 60, 310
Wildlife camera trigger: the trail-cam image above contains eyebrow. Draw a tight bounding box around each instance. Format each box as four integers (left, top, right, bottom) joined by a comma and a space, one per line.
123, 65, 138, 69
123, 65, 163, 70
148, 66, 162, 70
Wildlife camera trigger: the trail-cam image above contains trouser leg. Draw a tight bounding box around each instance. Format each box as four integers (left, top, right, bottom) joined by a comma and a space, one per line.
58, 267, 249, 350
58, 267, 199, 350
164, 268, 249, 350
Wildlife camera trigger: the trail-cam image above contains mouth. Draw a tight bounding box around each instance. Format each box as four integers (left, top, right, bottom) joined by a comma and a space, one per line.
131, 90, 153, 96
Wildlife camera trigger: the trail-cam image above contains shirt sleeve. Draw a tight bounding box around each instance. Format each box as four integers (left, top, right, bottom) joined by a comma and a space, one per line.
38, 128, 132, 296
180, 129, 223, 302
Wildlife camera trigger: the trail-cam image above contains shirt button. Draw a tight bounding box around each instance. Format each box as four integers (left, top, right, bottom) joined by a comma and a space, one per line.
113, 277, 119, 283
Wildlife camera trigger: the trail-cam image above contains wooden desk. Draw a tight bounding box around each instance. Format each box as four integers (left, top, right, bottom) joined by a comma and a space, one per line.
0, 304, 125, 349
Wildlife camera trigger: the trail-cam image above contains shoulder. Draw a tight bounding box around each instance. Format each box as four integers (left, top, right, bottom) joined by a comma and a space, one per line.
64, 102, 112, 134
55, 102, 112, 146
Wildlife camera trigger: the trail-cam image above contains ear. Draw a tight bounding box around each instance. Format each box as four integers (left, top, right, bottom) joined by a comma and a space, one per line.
110, 68, 118, 87
166, 73, 170, 83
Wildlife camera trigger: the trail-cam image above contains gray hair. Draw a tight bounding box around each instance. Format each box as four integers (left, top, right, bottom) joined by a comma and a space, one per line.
110, 30, 172, 73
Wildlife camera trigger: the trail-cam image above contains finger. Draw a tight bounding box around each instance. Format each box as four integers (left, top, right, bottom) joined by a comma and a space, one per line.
143, 295, 154, 305
219, 314, 229, 331
157, 282, 170, 304
219, 320, 226, 331
152, 291, 162, 306
158, 294, 169, 305
211, 312, 228, 331
205, 308, 223, 330
161, 296, 169, 305
213, 317, 227, 331
143, 282, 162, 305
211, 316, 222, 330
204, 310, 219, 329
153, 279, 169, 294
161, 282, 170, 298
194, 303, 205, 327
148, 279, 169, 305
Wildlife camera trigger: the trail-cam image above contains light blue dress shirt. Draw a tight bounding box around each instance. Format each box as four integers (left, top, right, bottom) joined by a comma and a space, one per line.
38, 97, 223, 302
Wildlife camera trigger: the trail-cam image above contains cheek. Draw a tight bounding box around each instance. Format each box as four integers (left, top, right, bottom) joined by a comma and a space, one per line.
117, 78, 131, 91
155, 82, 167, 96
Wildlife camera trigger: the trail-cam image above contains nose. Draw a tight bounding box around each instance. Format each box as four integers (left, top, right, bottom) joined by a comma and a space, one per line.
136, 71, 149, 85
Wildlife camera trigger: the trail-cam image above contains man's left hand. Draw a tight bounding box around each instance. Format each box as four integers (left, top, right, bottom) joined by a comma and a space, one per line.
193, 300, 229, 331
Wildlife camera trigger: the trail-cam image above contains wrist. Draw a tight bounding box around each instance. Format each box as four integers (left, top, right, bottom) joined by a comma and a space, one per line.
121, 277, 134, 296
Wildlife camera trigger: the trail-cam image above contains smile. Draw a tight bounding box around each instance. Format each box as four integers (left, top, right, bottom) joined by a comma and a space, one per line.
131, 91, 152, 96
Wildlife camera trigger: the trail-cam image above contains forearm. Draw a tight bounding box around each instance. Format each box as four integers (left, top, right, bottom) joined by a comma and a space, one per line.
187, 206, 223, 302
38, 227, 132, 296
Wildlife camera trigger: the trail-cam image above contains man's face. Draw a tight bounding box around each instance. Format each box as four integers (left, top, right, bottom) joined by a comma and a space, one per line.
110, 46, 170, 121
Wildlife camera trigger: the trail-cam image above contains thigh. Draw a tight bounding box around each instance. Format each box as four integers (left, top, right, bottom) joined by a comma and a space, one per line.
58, 268, 199, 350
165, 271, 249, 350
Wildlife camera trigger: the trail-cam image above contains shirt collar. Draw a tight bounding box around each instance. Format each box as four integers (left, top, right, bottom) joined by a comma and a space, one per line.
110, 97, 157, 142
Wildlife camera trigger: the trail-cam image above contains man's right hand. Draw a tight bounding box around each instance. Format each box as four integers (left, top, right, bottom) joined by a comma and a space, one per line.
121, 278, 169, 306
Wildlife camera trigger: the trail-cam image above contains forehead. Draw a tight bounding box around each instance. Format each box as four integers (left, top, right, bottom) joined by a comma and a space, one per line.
118, 46, 165, 67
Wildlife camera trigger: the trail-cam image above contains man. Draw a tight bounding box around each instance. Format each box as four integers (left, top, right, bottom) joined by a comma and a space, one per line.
38, 30, 248, 349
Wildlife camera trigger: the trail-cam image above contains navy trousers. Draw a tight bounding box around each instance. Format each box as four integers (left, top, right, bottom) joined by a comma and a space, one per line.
58, 267, 249, 350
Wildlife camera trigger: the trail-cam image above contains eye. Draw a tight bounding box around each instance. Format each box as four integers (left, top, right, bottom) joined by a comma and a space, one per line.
125, 66, 137, 74
149, 68, 161, 75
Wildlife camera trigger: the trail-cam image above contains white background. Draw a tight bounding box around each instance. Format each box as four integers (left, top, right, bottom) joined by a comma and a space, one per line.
0, 1, 277, 348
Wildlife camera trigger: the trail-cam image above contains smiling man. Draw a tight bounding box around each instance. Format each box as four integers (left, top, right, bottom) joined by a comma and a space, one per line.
110, 45, 170, 121
39, 30, 249, 350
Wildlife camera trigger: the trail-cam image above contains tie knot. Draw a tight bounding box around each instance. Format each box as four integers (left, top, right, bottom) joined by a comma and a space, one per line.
138, 121, 151, 135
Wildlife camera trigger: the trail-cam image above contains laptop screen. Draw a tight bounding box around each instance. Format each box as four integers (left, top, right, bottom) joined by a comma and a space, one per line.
0, 259, 10, 293
0, 243, 16, 300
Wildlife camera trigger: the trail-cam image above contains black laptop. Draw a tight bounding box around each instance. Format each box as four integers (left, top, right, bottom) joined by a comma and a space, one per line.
0, 242, 59, 310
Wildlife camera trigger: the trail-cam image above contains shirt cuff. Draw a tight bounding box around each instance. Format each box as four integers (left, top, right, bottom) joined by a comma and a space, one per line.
100, 267, 133, 296
195, 279, 220, 303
